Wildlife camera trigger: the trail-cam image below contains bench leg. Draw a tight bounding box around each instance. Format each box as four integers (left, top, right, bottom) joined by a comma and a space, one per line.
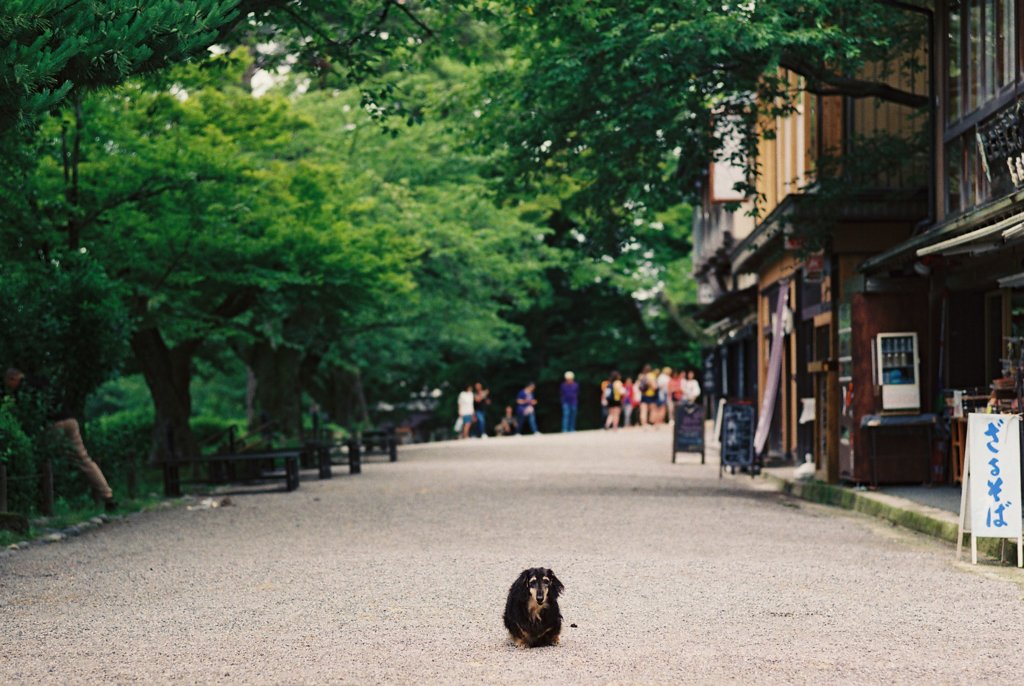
286, 457, 299, 491
389, 439, 397, 462
349, 440, 362, 475
318, 446, 332, 479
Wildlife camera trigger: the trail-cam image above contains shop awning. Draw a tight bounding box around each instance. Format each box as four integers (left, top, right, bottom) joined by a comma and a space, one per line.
696, 285, 757, 323
729, 197, 792, 276
860, 189, 1024, 273
916, 210, 1024, 256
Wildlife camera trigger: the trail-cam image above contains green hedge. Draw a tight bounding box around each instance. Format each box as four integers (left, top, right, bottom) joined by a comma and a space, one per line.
1, 404, 159, 517
82, 408, 157, 501
191, 414, 241, 452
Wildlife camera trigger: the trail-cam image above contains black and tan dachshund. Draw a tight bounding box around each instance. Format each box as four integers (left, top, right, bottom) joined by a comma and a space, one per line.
503, 567, 564, 648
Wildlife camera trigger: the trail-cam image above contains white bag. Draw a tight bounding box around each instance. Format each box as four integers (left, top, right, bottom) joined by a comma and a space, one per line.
454, 416, 464, 433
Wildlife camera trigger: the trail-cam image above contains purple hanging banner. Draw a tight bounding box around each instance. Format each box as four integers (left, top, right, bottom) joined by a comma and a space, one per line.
753, 279, 790, 456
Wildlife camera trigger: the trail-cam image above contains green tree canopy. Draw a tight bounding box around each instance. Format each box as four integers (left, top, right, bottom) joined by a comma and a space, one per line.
1, 0, 475, 131
476, 0, 928, 249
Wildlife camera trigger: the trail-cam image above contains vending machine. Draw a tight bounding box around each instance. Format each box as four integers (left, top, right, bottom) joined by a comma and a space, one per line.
875, 332, 920, 411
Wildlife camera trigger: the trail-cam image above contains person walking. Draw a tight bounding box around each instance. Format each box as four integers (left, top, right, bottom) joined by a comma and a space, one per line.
631, 376, 642, 426
655, 366, 672, 426
559, 371, 579, 433
599, 378, 611, 427
516, 382, 540, 435
457, 384, 475, 439
473, 382, 491, 438
638, 364, 657, 427
603, 371, 625, 431
668, 369, 684, 422
622, 376, 635, 428
4, 367, 117, 511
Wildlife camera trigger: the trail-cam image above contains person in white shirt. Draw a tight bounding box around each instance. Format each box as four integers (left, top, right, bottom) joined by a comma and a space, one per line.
683, 370, 702, 404
457, 384, 475, 439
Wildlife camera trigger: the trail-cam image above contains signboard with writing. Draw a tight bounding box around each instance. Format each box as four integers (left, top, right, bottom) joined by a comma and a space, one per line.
957, 413, 1023, 566
672, 403, 705, 464
720, 403, 756, 477
703, 351, 717, 398
978, 98, 1024, 197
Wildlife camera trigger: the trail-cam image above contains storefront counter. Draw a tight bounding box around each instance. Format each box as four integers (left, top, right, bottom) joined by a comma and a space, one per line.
860, 413, 938, 486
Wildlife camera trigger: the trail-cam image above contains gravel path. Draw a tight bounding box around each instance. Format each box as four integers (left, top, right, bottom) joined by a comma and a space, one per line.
2, 428, 1023, 684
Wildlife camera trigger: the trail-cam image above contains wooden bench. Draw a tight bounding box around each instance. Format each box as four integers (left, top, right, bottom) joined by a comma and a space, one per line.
308, 440, 363, 476
161, 448, 302, 498
351, 429, 398, 463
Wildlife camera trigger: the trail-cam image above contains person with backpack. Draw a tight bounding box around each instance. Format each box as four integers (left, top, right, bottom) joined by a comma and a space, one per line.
603, 371, 625, 430
637, 364, 657, 427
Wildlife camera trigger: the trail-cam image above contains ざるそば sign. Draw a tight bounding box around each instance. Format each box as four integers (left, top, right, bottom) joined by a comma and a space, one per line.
957, 414, 1023, 566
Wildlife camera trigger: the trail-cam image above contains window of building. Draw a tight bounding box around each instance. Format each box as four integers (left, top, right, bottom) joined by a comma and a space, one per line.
944, 0, 1024, 215
998, 0, 1015, 88
949, 2, 962, 124
946, 0, 1019, 124
946, 137, 963, 213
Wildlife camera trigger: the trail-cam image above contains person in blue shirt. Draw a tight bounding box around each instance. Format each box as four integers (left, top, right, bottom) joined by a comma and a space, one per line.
559, 371, 579, 433
516, 382, 540, 435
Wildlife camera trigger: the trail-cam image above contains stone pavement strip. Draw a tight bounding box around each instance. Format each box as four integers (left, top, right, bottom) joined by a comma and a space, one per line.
2, 429, 1023, 685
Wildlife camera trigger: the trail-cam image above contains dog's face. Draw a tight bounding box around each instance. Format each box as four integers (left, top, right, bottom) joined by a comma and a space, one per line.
516, 567, 563, 607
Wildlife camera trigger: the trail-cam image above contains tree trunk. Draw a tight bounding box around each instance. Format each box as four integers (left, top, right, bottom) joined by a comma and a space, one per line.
240, 341, 304, 436
245, 364, 257, 429
352, 369, 371, 426
131, 327, 200, 463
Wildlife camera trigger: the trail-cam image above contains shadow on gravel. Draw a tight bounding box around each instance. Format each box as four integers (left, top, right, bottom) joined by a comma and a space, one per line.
536, 480, 784, 503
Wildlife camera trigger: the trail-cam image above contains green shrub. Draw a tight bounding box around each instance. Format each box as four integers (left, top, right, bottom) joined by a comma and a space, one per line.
1, 388, 66, 515
190, 414, 242, 453
0, 398, 31, 465
0, 398, 36, 514
0, 256, 128, 418
83, 408, 156, 500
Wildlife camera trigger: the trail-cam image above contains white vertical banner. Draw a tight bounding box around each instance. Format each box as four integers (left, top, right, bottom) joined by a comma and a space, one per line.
957, 413, 1023, 565
753, 279, 789, 457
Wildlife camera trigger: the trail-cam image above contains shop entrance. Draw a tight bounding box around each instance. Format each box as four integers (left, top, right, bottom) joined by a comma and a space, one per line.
808, 318, 838, 480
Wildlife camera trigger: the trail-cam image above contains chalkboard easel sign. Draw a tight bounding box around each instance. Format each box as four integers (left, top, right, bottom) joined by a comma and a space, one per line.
672, 402, 705, 464
720, 403, 757, 478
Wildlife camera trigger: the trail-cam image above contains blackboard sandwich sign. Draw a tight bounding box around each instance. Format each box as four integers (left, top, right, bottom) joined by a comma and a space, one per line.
672, 402, 705, 464
719, 403, 757, 478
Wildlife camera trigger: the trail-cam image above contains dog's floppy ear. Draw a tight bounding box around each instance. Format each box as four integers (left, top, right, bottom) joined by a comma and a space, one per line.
510, 568, 532, 596
547, 569, 564, 596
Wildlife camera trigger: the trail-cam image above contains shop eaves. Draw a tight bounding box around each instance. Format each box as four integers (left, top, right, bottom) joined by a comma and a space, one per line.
860, 188, 1024, 274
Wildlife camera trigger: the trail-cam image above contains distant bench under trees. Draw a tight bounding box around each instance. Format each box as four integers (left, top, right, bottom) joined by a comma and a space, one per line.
158, 422, 398, 497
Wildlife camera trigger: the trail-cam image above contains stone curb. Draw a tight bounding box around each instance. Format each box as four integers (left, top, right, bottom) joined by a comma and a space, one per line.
760, 472, 1014, 562
0, 499, 181, 559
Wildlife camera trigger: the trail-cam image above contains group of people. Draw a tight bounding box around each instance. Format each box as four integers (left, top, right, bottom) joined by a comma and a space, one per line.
599, 365, 701, 431
456, 381, 543, 439
456, 366, 701, 438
